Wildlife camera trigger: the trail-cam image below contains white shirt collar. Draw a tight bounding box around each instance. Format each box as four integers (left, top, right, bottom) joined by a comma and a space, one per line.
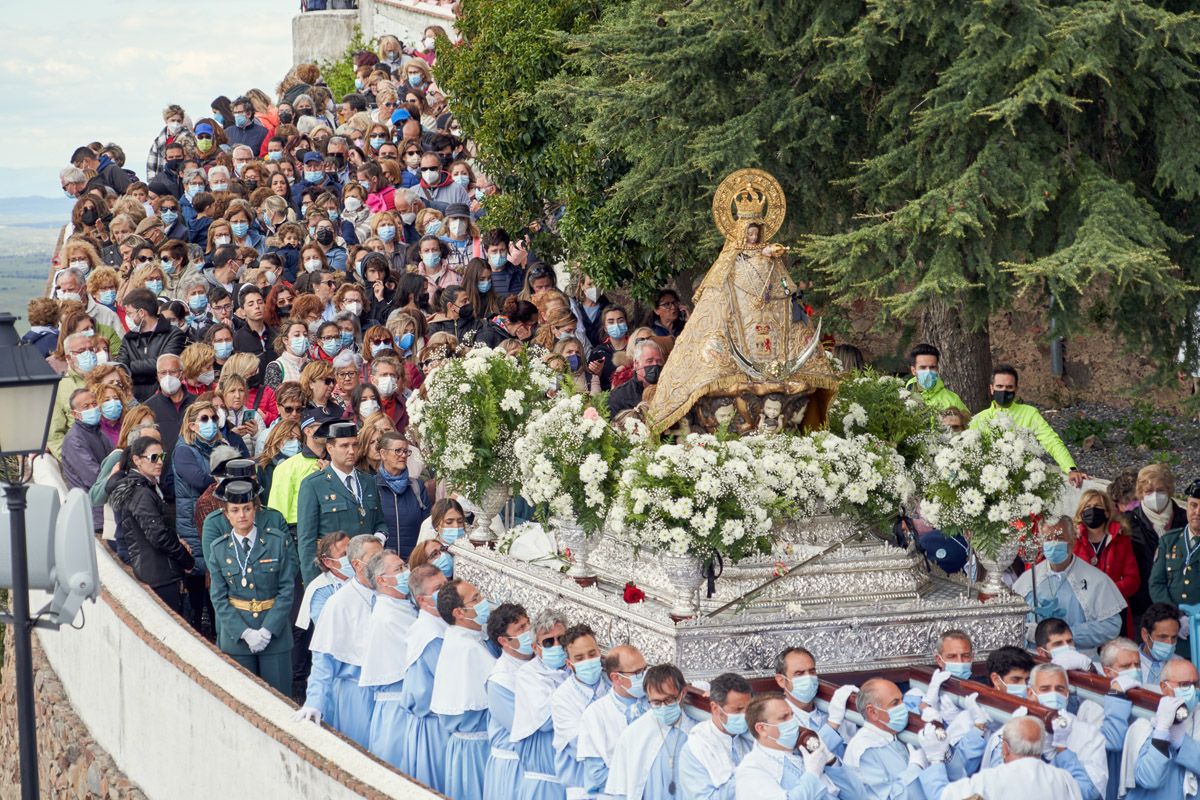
331, 463, 356, 484
234, 525, 257, 550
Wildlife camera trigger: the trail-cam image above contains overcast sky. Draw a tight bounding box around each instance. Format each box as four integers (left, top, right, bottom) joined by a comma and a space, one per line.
0, 0, 296, 198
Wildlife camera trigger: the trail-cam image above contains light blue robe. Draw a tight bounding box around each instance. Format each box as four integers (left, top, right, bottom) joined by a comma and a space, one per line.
1127, 730, 1200, 799
640, 726, 688, 800
305, 654, 374, 747
517, 718, 564, 800
367, 679, 409, 769
1019, 568, 1122, 650
677, 720, 752, 800
1098, 695, 1133, 800
309, 581, 338, 624
484, 674, 522, 800
792, 704, 850, 759
400, 637, 446, 792
849, 729, 971, 800
1140, 649, 1167, 688
442, 708, 490, 800
551, 677, 609, 796
581, 693, 647, 796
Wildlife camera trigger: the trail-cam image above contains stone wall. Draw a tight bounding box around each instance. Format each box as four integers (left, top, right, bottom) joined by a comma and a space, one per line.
293, 9, 360, 65
0, 627, 145, 800
360, 0, 456, 46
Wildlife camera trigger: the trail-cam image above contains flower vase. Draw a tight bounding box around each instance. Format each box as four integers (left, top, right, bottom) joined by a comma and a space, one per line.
660, 551, 704, 620
552, 516, 595, 585
469, 485, 509, 545
973, 537, 1022, 600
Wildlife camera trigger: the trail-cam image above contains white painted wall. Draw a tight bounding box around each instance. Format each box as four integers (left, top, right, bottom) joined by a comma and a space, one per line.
360, 0, 457, 47
293, 9, 361, 66
33, 545, 440, 799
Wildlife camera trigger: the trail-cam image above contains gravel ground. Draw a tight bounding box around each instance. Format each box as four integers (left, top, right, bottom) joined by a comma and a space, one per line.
1041, 402, 1200, 481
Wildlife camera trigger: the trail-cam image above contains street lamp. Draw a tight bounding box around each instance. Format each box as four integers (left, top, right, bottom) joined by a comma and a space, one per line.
0, 310, 60, 800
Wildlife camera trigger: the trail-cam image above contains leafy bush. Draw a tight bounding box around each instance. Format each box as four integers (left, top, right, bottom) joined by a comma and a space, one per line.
1125, 402, 1172, 450
1062, 414, 1114, 445
317, 25, 377, 101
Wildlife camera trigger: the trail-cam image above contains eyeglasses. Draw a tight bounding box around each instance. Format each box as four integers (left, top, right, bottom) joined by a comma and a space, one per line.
212, 303, 233, 313
196, 134, 213, 141
383, 446, 410, 456
382, 101, 397, 108
320, 280, 337, 288
648, 696, 682, 709
540, 635, 562, 648
336, 370, 358, 379
281, 405, 302, 414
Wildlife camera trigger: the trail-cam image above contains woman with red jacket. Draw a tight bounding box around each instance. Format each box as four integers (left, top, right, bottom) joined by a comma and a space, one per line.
1074, 489, 1140, 636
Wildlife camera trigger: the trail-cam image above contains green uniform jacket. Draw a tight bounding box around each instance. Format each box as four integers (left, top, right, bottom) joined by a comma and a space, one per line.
296, 465, 386, 585
1149, 525, 1200, 607
204, 509, 296, 656
905, 376, 969, 415
47, 371, 88, 460
267, 452, 321, 524
970, 401, 1076, 474
201, 505, 293, 566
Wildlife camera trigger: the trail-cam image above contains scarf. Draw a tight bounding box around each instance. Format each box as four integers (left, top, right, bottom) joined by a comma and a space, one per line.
1142, 499, 1176, 536
380, 466, 409, 495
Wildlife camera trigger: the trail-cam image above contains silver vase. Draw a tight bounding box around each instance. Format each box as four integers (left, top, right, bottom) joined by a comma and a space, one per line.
552, 516, 593, 581
973, 537, 1022, 599
469, 485, 509, 544
660, 551, 704, 619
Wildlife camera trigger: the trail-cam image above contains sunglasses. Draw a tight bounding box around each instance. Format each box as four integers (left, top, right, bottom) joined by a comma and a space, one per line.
161, 206, 179, 213
405, 150, 421, 156
196, 134, 213, 141
136, 255, 155, 264
321, 378, 336, 386
143, 453, 165, 463
281, 405, 302, 414
320, 280, 337, 288
540, 635, 562, 648
197, 415, 217, 423
369, 338, 390, 346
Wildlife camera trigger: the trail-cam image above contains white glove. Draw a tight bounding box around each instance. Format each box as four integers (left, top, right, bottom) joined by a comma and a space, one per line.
920, 706, 944, 724
240, 628, 262, 649
827, 684, 857, 727
1112, 672, 1141, 694
1154, 695, 1188, 737
907, 743, 929, 769
1051, 648, 1094, 673
1181, 616, 1191, 640
1051, 712, 1074, 750
918, 723, 950, 764
250, 629, 272, 654
923, 669, 952, 707
1172, 720, 1189, 748
962, 692, 990, 727
292, 706, 322, 724
802, 743, 831, 777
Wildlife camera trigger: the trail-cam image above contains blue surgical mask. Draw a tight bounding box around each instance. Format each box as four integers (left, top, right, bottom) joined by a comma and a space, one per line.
74, 350, 97, 373
1004, 682, 1028, 698
79, 407, 102, 426
722, 710, 748, 736
341, 331, 355, 349
188, 294, 209, 312
1038, 691, 1067, 711
160, 210, 178, 227
267, 151, 282, 162
321, 339, 342, 357
304, 170, 324, 184
515, 630, 535, 656
883, 703, 909, 732
186, 185, 202, 200
441, 526, 465, 545
625, 672, 646, 698
790, 674, 819, 704
773, 716, 800, 748
408, 74, 423, 87
574, 657, 602, 685
98, 288, 117, 306
213, 112, 224, 126
1049, 644, 1075, 661
371, 342, 391, 357
422, 252, 442, 268
369, 137, 386, 150
944, 661, 972, 680
1176, 685, 1198, 711
231, 221, 249, 237
397, 332, 415, 351
425, 219, 442, 235
234, 113, 248, 127
327, 209, 340, 221
1151, 640, 1175, 662
145, 279, 164, 295
567, 354, 582, 372
1042, 540, 1070, 565
377, 225, 396, 242
334, 555, 351, 575
161, 258, 175, 274
477, 279, 492, 293
475, 187, 486, 202
198, 419, 219, 440
280, 439, 301, 457
542, 645, 567, 670
487, 253, 507, 269
471, 598, 492, 626
434, 552, 454, 577
100, 398, 123, 421
453, 174, 470, 188
214, 341, 234, 359
606, 322, 628, 339
394, 570, 410, 597
355, 78, 365, 90
653, 702, 682, 726
1118, 667, 1141, 686
917, 369, 938, 390
289, 337, 308, 356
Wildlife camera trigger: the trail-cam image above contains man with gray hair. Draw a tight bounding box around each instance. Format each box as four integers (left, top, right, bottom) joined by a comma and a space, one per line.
54, 265, 122, 333
937, 716, 1082, 799
607, 337, 665, 417
47, 331, 103, 459
295, 533, 383, 747
60, 165, 88, 199
511, 609, 570, 798
359, 549, 417, 768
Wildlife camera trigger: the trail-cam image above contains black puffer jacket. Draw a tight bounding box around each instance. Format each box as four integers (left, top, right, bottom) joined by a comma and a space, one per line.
117, 316, 186, 401
108, 470, 194, 588
1127, 501, 1188, 618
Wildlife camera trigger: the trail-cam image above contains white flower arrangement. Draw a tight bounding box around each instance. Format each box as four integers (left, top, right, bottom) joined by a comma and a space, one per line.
826, 369, 936, 470
514, 392, 632, 534
918, 413, 1063, 558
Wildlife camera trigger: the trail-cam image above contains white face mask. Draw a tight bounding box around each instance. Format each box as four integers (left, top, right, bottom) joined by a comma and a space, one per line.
68, 259, 89, 273
448, 219, 467, 238
215, 235, 232, 246
400, 212, 417, 225
1144, 492, 1171, 514
344, 197, 362, 213
584, 286, 599, 303
423, 36, 436, 50
345, 302, 363, 316
198, 369, 216, 385
376, 375, 398, 398
159, 375, 181, 395
216, 408, 227, 428
57, 290, 82, 303
96, 350, 109, 364
265, 270, 278, 285
304, 259, 322, 273
166, 120, 182, 134
359, 399, 380, 418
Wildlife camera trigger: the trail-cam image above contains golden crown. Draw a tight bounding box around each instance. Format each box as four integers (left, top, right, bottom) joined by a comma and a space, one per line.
734, 183, 766, 219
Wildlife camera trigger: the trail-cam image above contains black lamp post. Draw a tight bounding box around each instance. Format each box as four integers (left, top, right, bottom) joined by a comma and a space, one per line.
0, 311, 60, 800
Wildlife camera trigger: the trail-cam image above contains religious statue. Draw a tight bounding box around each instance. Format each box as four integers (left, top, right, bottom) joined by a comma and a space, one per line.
646, 169, 837, 434
757, 393, 785, 433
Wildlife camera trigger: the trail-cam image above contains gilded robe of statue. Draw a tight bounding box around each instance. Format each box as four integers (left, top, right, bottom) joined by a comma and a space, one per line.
646, 169, 837, 433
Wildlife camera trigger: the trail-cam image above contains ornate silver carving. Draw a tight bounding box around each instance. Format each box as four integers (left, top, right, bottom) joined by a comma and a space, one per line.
469, 486, 509, 544
551, 516, 593, 580
973, 538, 1022, 598
659, 552, 704, 618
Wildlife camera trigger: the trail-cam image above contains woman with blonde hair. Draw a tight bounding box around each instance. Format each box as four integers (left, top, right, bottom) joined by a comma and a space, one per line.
1128, 462, 1187, 619
1073, 488, 1139, 635
256, 418, 300, 497
299, 360, 339, 417
62, 237, 105, 277
181, 342, 217, 395
355, 423, 385, 475
555, 336, 599, 395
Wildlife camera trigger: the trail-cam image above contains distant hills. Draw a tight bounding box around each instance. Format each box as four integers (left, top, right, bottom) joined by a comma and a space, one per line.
0, 195, 74, 226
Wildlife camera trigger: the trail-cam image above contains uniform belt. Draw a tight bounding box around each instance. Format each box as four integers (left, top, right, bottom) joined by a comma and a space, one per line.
451, 731, 488, 741
229, 597, 275, 613
490, 748, 518, 761
523, 771, 561, 783
374, 691, 404, 702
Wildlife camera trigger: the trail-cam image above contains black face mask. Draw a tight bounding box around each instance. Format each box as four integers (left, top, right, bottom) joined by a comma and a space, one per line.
315, 229, 335, 246
278, 111, 295, 125
1081, 507, 1109, 530
457, 303, 474, 323
165, 158, 183, 172
330, 153, 346, 169
297, 108, 314, 118
642, 365, 662, 385
245, 179, 259, 191
277, 305, 292, 318
81, 208, 99, 226
992, 389, 1016, 407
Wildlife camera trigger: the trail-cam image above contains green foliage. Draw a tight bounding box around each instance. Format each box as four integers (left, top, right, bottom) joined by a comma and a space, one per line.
318, 26, 377, 101
1125, 402, 1172, 450
1062, 414, 1115, 446
826, 369, 935, 469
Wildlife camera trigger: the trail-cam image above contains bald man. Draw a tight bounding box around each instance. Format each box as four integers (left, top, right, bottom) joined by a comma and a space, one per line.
1119, 657, 1200, 799
940, 716, 1082, 800
575, 644, 649, 796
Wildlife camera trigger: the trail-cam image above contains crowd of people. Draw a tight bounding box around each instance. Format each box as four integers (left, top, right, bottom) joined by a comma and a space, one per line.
22, 15, 1200, 800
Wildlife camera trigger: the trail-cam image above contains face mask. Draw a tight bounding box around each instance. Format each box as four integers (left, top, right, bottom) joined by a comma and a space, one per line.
186, 294, 209, 313
1117, 667, 1141, 687
321, 339, 342, 357
423, 36, 436, 50
278, 109, 295, 124
264, 150, 282, 163
652, 702, 682, 726
1004, 682, 1028, 698
233, 163, 247, 177
1143, 491, 1171, 514
198, 369, 216, 386
422, 252, 442, 268
452, 174, 470, 189
472, 598, 492, 626
304, 170, 324, 184
457, 303, 475, 323
304, 258, 322, 273
1037, 691, 1067, 711
371, 374, 398, 398
369, 137, 387, 150
187, 185, 202, 199
1151, 640, 1175, 662
377, 225, 396, 242
234, 113, 249, 128
574, 657, 603, 685
421, 168, 440, 184
359, 400, 380, 418
161, 258, 176, 274
386, 50, 400, 61
79, 407, 102, 426
773, 716, 800, 748
567, 354, 582, 372
400, 212, 417, 226
198, 419, 219, 440
393, 570, 410, 597
882, 702, 909, 732
790, 674, 819, 704
160, 210, 178, 227
1042, 540, 1069, 565
68, 259, 90, 274
289, 336, 309, 356
316, 228, 335, 246
197, 139, 214, 154
442, 526, 466, 545
96, 351, 109, 364
126, 313, 143, 334
1081, 507, 1109, 529
214, 341, 234, 360
264, 270, 278, 286
447, 219, 468, 239
484, 251, 509, 270
58, 290, 82, 303
434, 551, 454, 577
916, 369, 938, 390
426, 219, 443, 236
334, 555, 352, 575
475, 187, 486, 202
476, 280, 493, 295
944, 661, 972, 680
145, 280, 164, 295
397, 332, 415, 352
408, 74, 423, 87
607, 322, 628, 339
344, 197, 363, 213
515, 630, 535, 656
100, 398, 123, 420
166, 120, 182, 134
1176, 685, 1198, 711
280, 439, 301, 457
450, 126, 463, 138
230, 221, 249, 238
641, 365, 662, 385
98, 288, 117, 306
211, 182, 229, 193
992, 389, 1016, 407
214, 235, 232, 246
584, 286, 599, 303
213, 112, 225, 126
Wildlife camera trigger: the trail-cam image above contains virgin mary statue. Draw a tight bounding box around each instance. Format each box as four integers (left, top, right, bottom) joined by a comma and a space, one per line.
645, 169, 838, 433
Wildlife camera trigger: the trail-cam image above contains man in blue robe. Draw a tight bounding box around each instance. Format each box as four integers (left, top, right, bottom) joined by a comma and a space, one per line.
399, 563, 449, 791
484, 603, 534, 799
